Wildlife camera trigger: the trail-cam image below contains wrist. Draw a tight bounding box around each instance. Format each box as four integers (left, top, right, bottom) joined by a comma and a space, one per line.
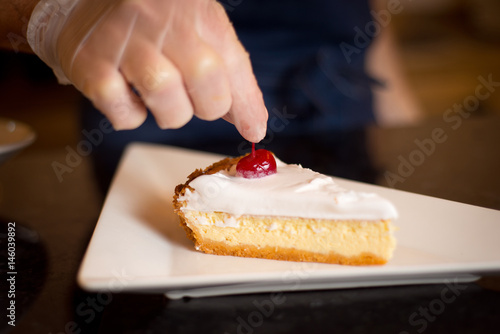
27, 0, 79, 82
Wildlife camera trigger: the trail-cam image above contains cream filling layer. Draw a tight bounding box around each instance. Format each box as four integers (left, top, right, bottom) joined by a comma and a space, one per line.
183, 211, 396, 259
179, 159, 398, 221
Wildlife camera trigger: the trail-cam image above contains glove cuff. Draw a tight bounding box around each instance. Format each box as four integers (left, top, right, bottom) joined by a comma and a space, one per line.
27, 0, 79, 84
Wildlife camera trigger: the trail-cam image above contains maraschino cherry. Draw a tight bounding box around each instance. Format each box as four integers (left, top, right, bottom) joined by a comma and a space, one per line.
236, 143, 277, 178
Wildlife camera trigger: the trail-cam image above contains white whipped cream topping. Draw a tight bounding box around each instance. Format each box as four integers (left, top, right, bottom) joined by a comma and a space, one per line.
179, 159, 398, 221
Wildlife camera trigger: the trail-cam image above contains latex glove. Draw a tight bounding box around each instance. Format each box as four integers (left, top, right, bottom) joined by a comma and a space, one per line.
27, 0, 267, 142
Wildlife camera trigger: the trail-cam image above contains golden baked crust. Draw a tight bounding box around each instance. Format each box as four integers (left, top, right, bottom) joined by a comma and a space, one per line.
198, 239, 387, 265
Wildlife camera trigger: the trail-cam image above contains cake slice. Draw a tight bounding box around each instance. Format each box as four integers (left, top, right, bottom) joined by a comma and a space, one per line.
173, 152, 397, 265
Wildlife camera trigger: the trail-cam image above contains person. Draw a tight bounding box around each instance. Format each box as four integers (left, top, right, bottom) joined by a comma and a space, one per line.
0, 0, 420, 190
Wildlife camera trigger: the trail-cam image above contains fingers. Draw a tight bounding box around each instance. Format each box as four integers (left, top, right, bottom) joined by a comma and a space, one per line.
162, 28, 232, 122
62, 0, 268, 140
199, 1, 268, 142
81, 68, 148, 130
70, 1, 233, 130
119, 0, 232, 128
64, 9, 149, 130
120, 40, 194, 129
224, 46, 268, 142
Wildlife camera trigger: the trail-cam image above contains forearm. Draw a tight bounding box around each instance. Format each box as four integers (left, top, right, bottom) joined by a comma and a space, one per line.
0, 0, 39, 52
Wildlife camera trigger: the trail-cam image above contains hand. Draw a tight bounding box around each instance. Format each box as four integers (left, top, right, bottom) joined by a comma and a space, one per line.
28, 0, 268, 142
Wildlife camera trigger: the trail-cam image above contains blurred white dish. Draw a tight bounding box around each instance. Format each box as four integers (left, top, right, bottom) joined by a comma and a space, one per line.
0, 118, 36, 164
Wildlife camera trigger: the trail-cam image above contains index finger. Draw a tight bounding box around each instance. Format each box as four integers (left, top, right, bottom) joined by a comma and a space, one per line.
224, 47, 268, 143
199, 2, 268, 143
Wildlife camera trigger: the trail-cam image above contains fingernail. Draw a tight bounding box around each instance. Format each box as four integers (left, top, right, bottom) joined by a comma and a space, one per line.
107, 94, 148, 130
109, 109, 147, 130
255, 122, 267, 141
246, 121, 267, 143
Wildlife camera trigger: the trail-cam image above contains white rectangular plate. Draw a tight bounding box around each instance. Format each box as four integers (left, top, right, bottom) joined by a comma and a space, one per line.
78, 143, 500, 298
